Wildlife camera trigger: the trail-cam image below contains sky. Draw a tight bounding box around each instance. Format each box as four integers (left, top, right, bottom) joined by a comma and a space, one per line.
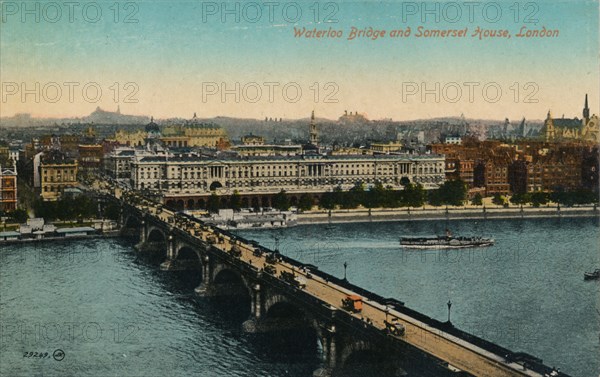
1, 0, 598, 121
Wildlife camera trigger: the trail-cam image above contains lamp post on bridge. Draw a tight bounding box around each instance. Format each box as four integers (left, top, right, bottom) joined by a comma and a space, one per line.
343, 261, 348, 281
447, 300, 452, 323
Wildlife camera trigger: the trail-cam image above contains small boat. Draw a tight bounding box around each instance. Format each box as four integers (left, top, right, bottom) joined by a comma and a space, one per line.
400, 229, 494, 249
584, 269, 600, 280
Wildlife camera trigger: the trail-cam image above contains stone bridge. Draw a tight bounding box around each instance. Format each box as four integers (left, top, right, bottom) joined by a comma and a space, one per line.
111, 192, 568, 377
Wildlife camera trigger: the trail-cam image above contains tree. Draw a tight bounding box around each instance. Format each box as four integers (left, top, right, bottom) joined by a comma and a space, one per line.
7, 208, 28, 223
33, 199, 57, 220
428, 189, 444, 206
510, 193, 530, 205
530, 192, 548, 207
273, 190, 290, 211
332, 186, 344, 207
298, 194, 313, 211
471, 193, 483, 206
400, 176, 411, 187
403, 183, 426, 207
229, 191, 241, 211
343, 183, 365, 209
492, 193, 506, 206
207, 193, 220, 213
320, 191, 336, 210
437, 179, 467, 206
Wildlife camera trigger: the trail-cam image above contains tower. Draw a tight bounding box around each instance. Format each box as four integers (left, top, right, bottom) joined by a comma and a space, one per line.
309, 110, 318, 146
583, 94, 590, 124
544, 110, 555, 141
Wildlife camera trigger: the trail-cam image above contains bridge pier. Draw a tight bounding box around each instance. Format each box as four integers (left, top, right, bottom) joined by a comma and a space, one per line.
159, 234, 177, 270
134, 219, 147, 251
242, 283, 262, 332
313, 325, 337, 377
194, 255, 213, 296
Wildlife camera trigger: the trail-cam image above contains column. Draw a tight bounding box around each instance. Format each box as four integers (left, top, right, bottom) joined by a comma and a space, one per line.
252, 283, 261, 319
166, 234, 175, 259
328, 333, 337, 369
195, 255, 212, 295
139, 220, 146, 243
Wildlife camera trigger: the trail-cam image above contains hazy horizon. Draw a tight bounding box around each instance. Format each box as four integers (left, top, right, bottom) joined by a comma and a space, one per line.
2, 1, 598, 121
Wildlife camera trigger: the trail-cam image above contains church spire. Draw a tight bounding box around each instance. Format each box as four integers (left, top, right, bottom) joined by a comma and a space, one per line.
545, 110, 555, 141
309, 110, 318, 146
583, 94, 590, 122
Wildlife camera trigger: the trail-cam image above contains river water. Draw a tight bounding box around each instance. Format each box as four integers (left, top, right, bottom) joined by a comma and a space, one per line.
1, 217, 598, 377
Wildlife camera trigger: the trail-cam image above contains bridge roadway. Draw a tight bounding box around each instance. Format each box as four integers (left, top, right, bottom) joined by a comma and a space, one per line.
105, 186, 560, 377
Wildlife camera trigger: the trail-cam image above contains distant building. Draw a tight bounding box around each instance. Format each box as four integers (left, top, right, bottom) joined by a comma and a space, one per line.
113, 129, 147, 147
232, 144, 303, 157
78, 144, 103, 171
241, 134, 265, 146
444, 135, 462, 145
0, 161, 18, 212
540, 95, 599, 142
39, 134, 79, 154
581, 146, 599, 192
37, 150, 78, 201
104, 147, 166, 180
370, 142, 403, 154
161, 115, 229, 149
0, 146, 9, 161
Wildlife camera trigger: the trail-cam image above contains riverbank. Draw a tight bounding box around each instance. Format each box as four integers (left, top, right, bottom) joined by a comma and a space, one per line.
0, 230, 121, 245
297, 205, 599, 224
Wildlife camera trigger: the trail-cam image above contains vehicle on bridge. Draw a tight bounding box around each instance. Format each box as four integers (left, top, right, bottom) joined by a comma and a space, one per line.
280, 271, 307, 289
252, 248, 263, 257
265, 252, 282, 264
384, 318, 405, 337
229, 245, 242, 258
263, 264, 277, 275
342, 295, 363, 313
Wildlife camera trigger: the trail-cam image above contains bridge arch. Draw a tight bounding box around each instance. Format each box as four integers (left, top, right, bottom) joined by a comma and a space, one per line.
122, 214, 141, 229
337, 340, 396, 377
212, 266, 252, 299
147, 226, 167, 243
259, 292, 322, 363
174, 245, 202, 269
263, 297, 322, 336
143, 227, 168, 263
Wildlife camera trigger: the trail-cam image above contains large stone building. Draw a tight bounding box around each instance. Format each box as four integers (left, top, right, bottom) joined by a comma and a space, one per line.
130, 154, 445, 209
36, 150, 78, 201
0, 162, 18, 212
161, 116, 230, 149
78, 144, 104, 172
104, 147, 169, 180
432, 139, 596, 195
540, 95, 599, 142
113, 129, 147, 147
509, 146, 589, 194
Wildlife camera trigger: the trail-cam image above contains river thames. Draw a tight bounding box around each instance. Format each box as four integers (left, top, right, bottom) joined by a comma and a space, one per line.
1, 217, 598, 377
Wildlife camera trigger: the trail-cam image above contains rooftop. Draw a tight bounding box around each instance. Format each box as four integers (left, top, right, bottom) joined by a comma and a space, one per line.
135, 153, 444, 164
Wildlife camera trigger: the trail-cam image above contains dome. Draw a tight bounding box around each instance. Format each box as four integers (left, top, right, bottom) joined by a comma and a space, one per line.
145, 117, 160, 134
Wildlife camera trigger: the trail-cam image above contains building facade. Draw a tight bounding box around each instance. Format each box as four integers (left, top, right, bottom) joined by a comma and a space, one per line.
37, 151, 79, 201
540, 95, 599, 142
161, 119, 229, 149
130, 154, 445, 209
0, 162, 18, 212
